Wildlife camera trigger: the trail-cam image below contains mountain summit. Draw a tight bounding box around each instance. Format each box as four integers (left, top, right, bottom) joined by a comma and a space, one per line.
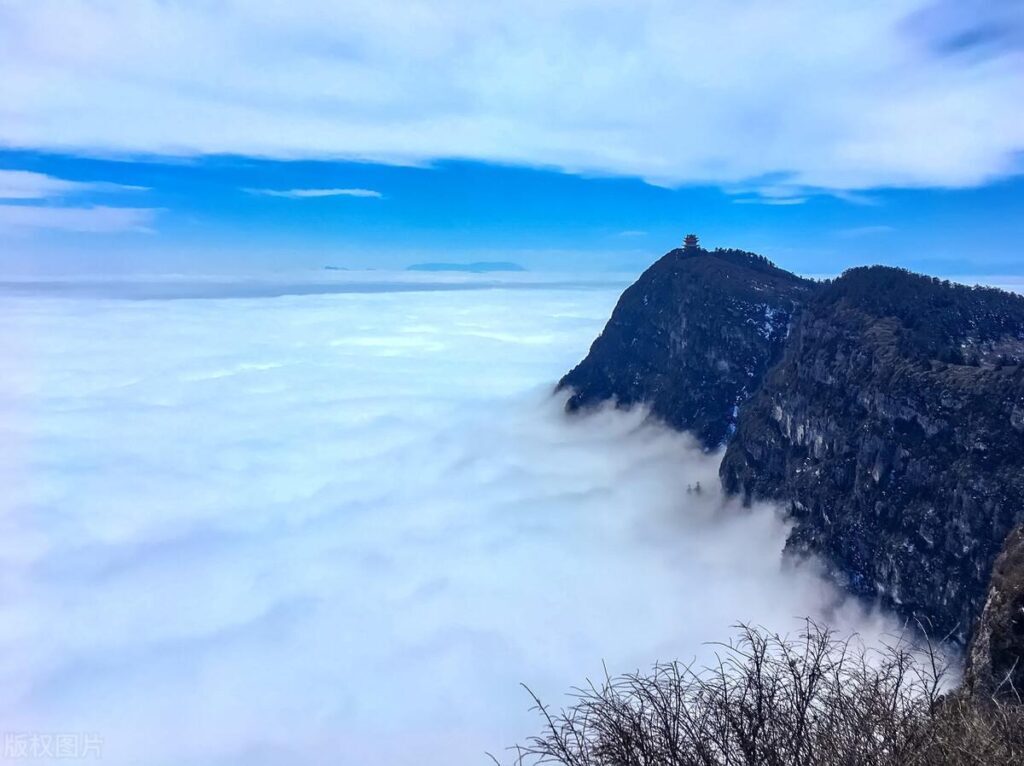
558, 246, 815, 448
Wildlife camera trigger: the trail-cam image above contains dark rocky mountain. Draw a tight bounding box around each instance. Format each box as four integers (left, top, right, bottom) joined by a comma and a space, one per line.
561, 247, 1024, 656
558, 247, 815, 448
720, 266, 1024, 643
966, 523, 1024, 701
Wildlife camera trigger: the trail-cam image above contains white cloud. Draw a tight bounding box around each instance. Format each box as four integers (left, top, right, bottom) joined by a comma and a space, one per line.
0, 204, 158, 233
0, 1, 1021, 190
244, 187, 382, 198
837, 224, 895, 238
728, 184, 882, 206
0, 169, 146, 200
0, 170, 152, 235
0, 280, 900, 765
733, 196, 809, 206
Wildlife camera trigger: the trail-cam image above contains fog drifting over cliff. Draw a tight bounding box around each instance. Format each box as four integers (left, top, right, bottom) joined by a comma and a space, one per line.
0, 278, 897, 765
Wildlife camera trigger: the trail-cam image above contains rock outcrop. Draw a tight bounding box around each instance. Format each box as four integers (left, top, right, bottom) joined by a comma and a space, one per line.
563, 248, 1024, 647
558, 247, 815, 449
720, 266, 1024, 642
966, 524, 1024, 702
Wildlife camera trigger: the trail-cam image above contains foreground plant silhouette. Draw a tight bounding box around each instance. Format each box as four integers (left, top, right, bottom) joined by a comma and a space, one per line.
498, 622, 1023, 765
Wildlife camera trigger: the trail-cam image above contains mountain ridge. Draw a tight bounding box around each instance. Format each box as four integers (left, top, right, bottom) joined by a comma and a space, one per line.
721, 263, 1024, 642
560, 245, 1024, 664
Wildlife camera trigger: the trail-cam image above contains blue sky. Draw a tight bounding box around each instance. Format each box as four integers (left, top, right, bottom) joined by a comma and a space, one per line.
1, 0, 1022, 277
3, 150, 1024, 277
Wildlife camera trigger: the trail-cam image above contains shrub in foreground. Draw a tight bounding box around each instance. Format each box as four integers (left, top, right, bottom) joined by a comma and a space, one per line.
500, 622, 1023, 765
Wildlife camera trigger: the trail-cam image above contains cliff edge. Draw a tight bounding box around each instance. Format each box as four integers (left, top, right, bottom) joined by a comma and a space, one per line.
558, 247, 815, 449
720, 266, 1024, 642
966, 523, 1024, 701
563, 246, 1024, 647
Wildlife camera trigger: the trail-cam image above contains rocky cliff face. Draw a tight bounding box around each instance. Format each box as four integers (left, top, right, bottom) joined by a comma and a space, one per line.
966, 523, 1024, 702
558, 248, 815, 449
564, 250, 1024, 648
720, 267, 1024, 642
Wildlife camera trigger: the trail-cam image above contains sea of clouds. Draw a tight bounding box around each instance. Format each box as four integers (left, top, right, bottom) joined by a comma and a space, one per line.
0, 278, 899, 765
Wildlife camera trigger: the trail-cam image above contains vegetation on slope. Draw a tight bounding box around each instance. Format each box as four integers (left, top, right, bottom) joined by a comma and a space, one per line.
500, 622, 1022, 765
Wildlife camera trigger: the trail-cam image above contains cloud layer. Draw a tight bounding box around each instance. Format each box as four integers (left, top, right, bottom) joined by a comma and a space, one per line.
1, 1, 1022, 190
0, 280, 900, 765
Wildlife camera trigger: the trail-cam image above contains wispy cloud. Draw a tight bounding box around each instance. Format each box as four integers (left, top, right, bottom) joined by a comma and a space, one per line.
732, 196, 808, 206
244, 187, 383, 199
0, 169, 147, 200
0, 205, 158, 233
836, 225, 895, 238
728, 182, 879, 206
828, 190, 879, 206
616, 230, 648, 237
1, 2, 1021, 191
0, 170, 153, 234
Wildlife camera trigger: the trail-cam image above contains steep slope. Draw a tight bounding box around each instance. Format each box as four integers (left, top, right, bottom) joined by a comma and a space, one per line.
720, 267, 1024, 641
558, 248, 816, 449
966, 523, 1024, 702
